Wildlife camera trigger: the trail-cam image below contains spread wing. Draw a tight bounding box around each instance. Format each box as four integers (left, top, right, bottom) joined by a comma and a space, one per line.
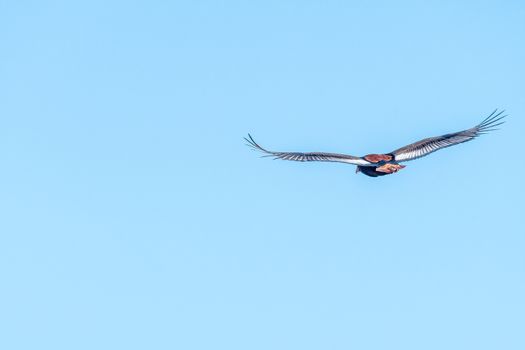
245, 134, 372, 166
392, 109, 506, 162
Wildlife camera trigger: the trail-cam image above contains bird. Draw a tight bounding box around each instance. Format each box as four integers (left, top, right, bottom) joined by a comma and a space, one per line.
245, 109, 506, 177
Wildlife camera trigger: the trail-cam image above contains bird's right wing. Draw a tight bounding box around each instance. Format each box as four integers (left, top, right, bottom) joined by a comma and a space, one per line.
245, 134, 372, 166
391, 109, 506, 162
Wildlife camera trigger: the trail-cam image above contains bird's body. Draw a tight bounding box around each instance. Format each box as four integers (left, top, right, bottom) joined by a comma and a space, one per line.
357, 162, 406, 177
245, 110, 506, 177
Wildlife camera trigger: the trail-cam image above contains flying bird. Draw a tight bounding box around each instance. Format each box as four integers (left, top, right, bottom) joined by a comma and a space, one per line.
245, 109, 506, 177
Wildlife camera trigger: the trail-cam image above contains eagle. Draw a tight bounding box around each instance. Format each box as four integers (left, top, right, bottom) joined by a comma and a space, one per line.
245, 110, 506, 177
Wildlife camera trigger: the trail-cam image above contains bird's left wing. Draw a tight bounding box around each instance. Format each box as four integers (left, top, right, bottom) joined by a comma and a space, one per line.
245, 134, 372, 166
391, 109, 506, 162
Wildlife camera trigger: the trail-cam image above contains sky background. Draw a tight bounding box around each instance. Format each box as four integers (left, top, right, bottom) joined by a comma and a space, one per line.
1, 1, 524, 349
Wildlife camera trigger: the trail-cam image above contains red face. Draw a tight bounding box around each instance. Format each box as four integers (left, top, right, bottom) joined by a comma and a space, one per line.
375, 163, 406, 174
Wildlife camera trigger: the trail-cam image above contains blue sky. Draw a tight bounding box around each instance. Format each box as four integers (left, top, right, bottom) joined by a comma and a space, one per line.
1, 1, 524, 349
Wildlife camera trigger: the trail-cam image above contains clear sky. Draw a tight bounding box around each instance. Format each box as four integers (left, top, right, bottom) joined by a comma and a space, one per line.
1, 1, 524, 349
